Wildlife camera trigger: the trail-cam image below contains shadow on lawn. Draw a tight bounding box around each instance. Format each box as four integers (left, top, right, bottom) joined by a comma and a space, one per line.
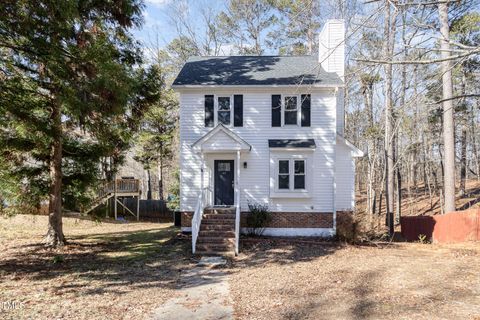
0, 225, 228, 295
271, 247, 478, 320
350, 270, 381, 319
236, 237, 344, 267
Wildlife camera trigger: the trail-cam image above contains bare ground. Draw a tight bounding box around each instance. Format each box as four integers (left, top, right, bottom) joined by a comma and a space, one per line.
1, 214, 480, 320
0, 214, 193, 320
230, 239, 480, 320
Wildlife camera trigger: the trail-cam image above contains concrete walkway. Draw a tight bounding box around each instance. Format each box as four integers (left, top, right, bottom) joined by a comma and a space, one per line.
151, 258, 233, 320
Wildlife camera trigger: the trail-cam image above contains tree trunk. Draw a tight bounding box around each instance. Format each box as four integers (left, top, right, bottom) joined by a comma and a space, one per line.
384, 0, 397, 236
438, 1, 456, 213
460, 124, 467, 197
472, 107, 480, 180
459, 69, 468, 197
147, 169, 152, 200
45, 103, 65, 247
396, 10, 409, 223
363, 79, 375, 215
307, 26, 313, 55
422, 138, 427, 195
474, 101, 480, 180
409, 22, 418, 195
157, 155, 164, 201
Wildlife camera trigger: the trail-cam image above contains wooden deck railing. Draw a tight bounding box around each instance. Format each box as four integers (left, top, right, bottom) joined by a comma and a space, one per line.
83, 179, 141, 215
99, 179, 140, 197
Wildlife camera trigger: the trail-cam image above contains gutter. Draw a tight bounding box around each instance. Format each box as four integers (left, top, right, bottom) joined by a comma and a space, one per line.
171, 83, 345, 90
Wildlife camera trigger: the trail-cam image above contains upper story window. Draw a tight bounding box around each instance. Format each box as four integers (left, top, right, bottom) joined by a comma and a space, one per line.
205, 94, 243, 128
217, 96, 231, 125
271, 94, 310, 127
284, 96, 299, 125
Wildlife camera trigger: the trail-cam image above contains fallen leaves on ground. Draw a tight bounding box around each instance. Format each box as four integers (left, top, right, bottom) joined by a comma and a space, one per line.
229, 239, 480, 320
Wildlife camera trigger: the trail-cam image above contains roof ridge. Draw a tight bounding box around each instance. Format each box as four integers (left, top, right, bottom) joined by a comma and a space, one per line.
189, 55, 316, 59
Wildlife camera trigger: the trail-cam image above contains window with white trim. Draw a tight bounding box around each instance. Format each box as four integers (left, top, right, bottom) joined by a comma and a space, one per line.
284, 96, 298, 125
217, 96, 231, 126
278, 160, 290, 189
294, 159, 305, 189
277, 159, 306, 191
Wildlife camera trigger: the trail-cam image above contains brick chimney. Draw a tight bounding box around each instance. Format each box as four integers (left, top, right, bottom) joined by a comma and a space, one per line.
318, 19, 345, 80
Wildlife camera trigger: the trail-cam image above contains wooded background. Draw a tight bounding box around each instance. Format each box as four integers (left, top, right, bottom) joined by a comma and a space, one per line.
1, 0, 479, 244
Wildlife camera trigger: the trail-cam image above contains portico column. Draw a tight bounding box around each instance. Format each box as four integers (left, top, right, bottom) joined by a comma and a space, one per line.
236, 150, 240, 206
200, 152, 205, 206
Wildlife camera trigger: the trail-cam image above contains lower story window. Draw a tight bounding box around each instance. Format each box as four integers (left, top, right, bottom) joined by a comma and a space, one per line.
277, 159, 306, 191
294, 160, 305, 189
278, 160, 290, 189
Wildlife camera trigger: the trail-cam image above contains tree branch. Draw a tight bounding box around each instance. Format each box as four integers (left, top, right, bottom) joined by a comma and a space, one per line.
429, 94, 480, 105
354, 47, 480, 65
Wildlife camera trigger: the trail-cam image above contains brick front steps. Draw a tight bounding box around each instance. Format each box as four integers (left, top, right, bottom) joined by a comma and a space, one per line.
196, 207, 236, 256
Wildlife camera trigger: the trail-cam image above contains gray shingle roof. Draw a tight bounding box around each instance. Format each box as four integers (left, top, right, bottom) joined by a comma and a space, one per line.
172, 56, 342, 87
268, 139, 316, 149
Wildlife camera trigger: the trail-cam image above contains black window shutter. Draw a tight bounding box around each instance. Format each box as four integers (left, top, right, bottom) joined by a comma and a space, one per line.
204, 95, 214, 127
301, 94, 311, 127
234, 95, 243, 127
272, 95, 281, 127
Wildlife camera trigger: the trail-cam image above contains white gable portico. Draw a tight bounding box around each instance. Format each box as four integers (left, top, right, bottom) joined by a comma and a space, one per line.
192, 123, 251, 206
192, 124, 251, 208
192, 124, 251, 154
189, 124, 251, 255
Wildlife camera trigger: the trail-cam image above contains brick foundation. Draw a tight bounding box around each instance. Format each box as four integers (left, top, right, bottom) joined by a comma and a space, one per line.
181, 212, 194, 227
181, 211, 333, 229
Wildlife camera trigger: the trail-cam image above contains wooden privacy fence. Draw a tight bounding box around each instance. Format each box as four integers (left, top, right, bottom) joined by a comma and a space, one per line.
109, 199, 172, 222
401, 209, 480, 243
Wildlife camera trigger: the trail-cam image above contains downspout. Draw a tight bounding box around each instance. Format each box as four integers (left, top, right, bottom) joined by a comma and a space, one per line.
333, 87, 339, 237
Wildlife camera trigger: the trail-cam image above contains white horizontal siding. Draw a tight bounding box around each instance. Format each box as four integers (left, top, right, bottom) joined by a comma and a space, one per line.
336, 89, 345, 135
335, 141, 355, 211
179, 88, 337, 213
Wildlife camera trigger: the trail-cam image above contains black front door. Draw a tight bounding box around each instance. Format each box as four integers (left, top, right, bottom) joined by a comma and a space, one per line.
214, 160, 234, 206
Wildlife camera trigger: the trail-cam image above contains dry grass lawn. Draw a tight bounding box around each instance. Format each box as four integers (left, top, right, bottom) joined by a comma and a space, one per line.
0, 214, 193, 320
1, 214, 479, 320
231, 239, 480, 320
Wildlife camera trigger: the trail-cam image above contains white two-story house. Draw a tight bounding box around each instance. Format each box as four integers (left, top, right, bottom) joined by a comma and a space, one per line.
172, 20, 363, 255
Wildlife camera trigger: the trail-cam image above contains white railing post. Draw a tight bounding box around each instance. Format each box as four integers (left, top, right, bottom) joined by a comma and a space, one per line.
192, 187, 211, 254
192, 192, 202, 254
235, 151, 241, 255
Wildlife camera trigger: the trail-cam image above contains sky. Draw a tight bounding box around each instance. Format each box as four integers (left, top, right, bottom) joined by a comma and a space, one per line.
131, 0, 176, 50
131, 0, 227, 52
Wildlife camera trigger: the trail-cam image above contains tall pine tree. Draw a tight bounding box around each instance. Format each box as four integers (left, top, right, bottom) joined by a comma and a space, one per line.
0, 0, 161, 246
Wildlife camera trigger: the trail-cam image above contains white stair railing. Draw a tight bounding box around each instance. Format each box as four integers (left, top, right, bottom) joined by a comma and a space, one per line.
191, 187, 212, 254
235, 190, 240, 255
191, 193, 203, 254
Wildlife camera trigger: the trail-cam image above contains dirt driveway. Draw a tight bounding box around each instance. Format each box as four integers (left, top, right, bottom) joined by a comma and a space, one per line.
230, 239, 480, 320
